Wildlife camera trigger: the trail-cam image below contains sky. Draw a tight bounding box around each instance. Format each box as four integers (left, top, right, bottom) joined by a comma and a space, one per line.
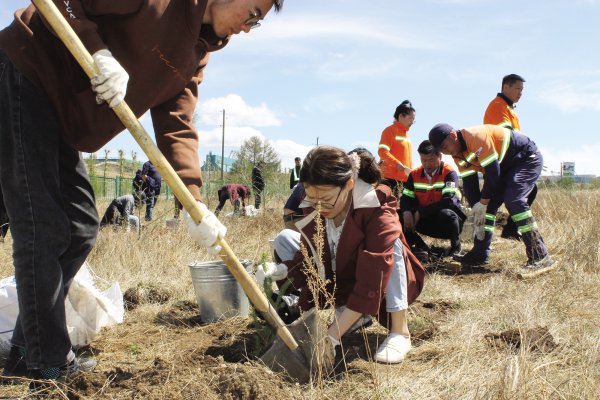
1, 0, 599, 176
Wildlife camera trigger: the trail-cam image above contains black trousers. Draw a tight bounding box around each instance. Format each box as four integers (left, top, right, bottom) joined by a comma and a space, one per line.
403, 209, 463, 249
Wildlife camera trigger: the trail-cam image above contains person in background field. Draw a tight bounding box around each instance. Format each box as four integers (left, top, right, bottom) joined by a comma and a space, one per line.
0, 188, 9, 242
99, 193, 144, 231
378, 100, 416, 200
141, 161, 162, 221
484, 73, 537, 241
400, 140, 466, 260
429, 123, 556, 276
282, 182, 305, 231
290, 157, 301, 189
0, 0, 284, 386
260, 146, 425, 364
133, 169, 144, 194
214, 184, 251, 217
252, 161, 265, 210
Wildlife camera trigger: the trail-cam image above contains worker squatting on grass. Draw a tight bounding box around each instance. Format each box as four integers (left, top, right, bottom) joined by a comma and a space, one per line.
0, 0, 284, 389
259, 146, 426, 363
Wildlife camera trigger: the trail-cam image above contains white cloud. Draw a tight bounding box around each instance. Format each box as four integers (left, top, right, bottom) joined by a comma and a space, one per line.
539, 144, 600, 176
238, 13, 437, 55
538, 82, 600, 112
272, 140, 313, 171
197, 94, 281, 127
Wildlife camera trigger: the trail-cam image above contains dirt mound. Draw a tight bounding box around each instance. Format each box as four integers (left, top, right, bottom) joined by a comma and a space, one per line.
485, 326, 558, 353
123, 284, 171, 310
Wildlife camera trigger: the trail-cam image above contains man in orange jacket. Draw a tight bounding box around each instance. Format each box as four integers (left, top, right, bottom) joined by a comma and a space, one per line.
429, 123, 555, 277
484, 74, 537, 241
378, 100, 416, 199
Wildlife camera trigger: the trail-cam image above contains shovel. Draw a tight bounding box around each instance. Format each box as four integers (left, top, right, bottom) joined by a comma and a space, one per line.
30, 0, 302, 355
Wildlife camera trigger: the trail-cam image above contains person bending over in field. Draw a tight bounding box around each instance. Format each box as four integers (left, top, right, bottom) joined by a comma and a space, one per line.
260, 146, 425, 363
429, 123, 555, 276
214, 184, 251, 217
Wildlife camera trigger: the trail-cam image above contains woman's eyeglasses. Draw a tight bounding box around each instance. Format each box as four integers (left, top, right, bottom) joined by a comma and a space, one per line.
245, 8, 262, 29
303, 187, 344, 210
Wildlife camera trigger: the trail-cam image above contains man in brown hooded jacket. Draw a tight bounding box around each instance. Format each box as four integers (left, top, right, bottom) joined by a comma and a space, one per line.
0, 0, 284, 384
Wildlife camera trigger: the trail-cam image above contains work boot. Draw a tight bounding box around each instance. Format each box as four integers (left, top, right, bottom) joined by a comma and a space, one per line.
1, 345, 28, 384
454, 250, 489, 267
448, 242, 462, 258
501, 229, 522, 241
28, 356, 96, 392
518, 255, 557, 278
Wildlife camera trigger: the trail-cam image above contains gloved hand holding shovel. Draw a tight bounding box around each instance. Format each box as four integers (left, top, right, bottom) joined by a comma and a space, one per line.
184, 202, 227, 255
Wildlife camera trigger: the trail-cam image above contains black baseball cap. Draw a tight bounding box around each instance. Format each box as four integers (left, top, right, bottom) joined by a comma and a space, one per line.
428, 123, 454, 149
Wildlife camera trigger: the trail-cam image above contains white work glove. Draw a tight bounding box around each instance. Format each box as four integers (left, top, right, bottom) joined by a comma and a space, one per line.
184, 202, 227, 255
474, 224, 485, 241
255, 262, 288, 285
471, 202, 487, 227
91, 49, 129, 108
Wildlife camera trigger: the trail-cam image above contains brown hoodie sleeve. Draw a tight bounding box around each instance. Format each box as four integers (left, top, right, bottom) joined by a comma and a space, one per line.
150, 77, 203, 200
39, 1, 145, 55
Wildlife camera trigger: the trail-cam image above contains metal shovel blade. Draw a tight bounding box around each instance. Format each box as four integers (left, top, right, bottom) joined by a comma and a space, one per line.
260, 308, 334, 383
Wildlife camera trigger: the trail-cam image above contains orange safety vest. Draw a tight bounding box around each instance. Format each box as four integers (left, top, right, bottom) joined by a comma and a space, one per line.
378, 121, 412, 182
483, 95, 521, 131
403, 163, 459, 207
453, 125, 511, 179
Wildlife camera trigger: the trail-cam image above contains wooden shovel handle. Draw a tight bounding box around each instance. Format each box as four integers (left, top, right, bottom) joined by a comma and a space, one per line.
31, 0, 298, 351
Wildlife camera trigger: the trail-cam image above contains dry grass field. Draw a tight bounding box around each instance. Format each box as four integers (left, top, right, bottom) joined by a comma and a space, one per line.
1, 188, 599, 399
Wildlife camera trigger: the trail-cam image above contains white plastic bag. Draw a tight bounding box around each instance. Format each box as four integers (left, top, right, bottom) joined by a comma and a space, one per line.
0, 262, 124, 355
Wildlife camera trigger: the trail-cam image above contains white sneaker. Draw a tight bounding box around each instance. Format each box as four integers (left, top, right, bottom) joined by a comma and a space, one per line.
374, 334, 411, 363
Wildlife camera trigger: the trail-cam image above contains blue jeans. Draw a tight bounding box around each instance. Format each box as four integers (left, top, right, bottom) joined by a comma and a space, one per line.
0, 50, 99, 369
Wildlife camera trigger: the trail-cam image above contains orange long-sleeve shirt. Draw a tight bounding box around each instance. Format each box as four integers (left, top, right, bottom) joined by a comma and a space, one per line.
378, 121, 412, 182
483, 94, 521, 131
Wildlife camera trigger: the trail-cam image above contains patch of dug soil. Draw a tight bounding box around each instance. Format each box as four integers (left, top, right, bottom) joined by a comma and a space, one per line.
123, 283, 171, 310
485, 326, 558, 353
154, 300, 202, 327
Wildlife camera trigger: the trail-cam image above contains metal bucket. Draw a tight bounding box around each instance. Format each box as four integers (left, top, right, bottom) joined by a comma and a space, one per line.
188, 259, 253, 323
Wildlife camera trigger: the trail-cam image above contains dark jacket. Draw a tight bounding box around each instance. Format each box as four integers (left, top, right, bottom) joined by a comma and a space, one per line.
281, 180, 425, 326
252, 166, 265, 191
100, 194, 135, 226
142, 161, 162, 195
290, 165, 301, 189
0, 1, 228, 200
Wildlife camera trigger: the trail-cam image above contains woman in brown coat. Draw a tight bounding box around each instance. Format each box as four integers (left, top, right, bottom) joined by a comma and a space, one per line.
266, 146, 425, 363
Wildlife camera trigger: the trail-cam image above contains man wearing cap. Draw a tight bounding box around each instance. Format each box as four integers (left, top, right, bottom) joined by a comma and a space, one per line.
484, 74, 538, 241
378, 100, 416, 199
428, 123, 555, 276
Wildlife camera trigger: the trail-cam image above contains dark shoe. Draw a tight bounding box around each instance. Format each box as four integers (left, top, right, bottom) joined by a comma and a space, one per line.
501, 230, 522, 241
28, 355, 96, 390
454, 251, 489, 267
1, 345, 28, 384
413, 250, 430, 263
449, 242, 462, 258
518, 255, 557, 279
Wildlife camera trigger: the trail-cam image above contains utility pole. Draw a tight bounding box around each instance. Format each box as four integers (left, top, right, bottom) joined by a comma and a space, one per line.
221, 109, 225, 182
316, 137, 319, 146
